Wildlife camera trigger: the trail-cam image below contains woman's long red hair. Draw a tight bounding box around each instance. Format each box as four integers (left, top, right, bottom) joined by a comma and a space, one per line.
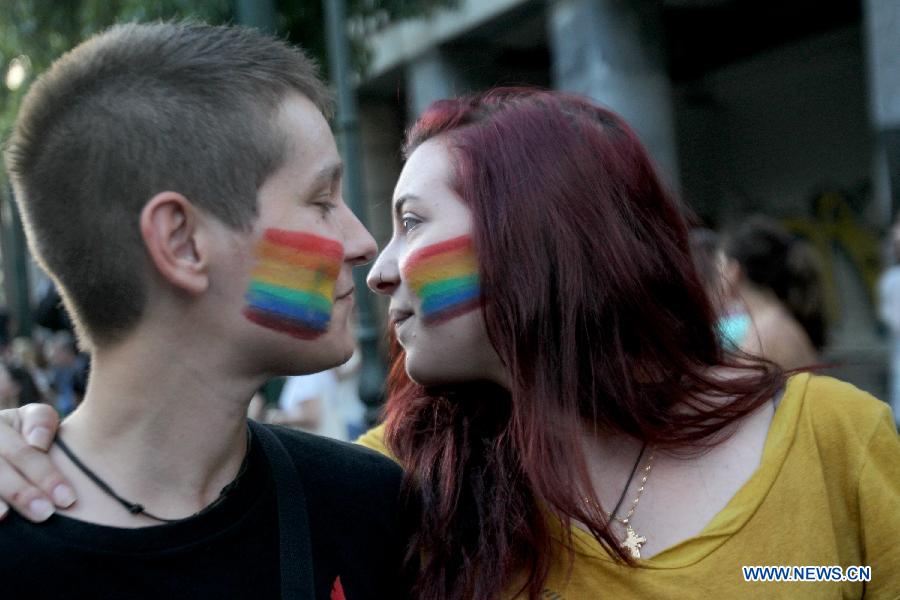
383, 88, 784, 600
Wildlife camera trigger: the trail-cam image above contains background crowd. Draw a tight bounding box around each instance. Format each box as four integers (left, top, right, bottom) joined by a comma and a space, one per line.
0, 284, 88, 415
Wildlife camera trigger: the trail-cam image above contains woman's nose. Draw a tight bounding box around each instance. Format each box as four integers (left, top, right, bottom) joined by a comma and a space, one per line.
366, 251, 399, 295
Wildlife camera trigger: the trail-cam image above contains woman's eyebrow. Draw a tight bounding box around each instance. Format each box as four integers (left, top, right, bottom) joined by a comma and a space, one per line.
393, 194, 421, 219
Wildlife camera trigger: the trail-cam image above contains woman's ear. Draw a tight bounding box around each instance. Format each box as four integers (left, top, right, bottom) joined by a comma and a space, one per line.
139, 191, 210, 295
721, 257, 742, 297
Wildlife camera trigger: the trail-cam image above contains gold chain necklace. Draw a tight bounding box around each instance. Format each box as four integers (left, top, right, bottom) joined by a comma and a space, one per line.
607, 451, 655, 559
585, 448, 656, 559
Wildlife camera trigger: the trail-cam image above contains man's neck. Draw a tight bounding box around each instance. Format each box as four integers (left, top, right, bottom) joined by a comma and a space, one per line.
49, 335, 265, 528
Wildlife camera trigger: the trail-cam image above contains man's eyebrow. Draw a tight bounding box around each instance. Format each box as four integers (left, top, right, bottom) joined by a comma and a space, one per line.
393, 194, 420, 218
311, 162, 343, 190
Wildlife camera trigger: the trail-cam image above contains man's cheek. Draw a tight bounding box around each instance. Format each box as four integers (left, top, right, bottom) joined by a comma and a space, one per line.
242, 228, 343, 339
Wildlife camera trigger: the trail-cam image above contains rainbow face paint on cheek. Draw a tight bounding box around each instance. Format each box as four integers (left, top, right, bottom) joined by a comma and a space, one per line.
402, 235, 481, 325
242, 229, 343, 339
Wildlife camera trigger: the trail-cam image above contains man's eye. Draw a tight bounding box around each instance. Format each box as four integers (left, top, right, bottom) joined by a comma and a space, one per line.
317, 201, 336, 215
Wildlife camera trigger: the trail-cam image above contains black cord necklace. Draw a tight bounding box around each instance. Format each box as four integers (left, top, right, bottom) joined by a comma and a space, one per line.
608, 442, 647, 521
54, 428, 253, 524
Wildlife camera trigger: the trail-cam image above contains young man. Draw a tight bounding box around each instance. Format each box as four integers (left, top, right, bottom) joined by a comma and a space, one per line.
0, 22, 410, 598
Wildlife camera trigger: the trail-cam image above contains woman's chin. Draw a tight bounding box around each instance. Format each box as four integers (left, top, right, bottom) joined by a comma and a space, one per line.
404, 360, 431, 387
404, 357, 448, 387
405, 360, 473, 388
404, 344, 510, 389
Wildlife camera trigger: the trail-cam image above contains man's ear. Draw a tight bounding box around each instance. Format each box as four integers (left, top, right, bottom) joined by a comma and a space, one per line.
139, 192, 211, 295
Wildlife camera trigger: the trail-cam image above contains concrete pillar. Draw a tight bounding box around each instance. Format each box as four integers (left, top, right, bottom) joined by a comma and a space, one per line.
0, 189, 31, 337
359, 101, 404, 255
405, 48, 473, 120
863, 0, 900, 221
358, 99, 405, 356
233, 0, 277, 34
547, 0, 680, 189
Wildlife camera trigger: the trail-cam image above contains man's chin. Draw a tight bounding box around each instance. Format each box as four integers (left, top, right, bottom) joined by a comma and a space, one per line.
305, 333, 355, 371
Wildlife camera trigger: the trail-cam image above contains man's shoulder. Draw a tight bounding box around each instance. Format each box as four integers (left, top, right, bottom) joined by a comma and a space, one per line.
0, 513, 71, 568
258, 424, 412, 558
0, 512, 41, 544
261, 424, 403, 490
260, 425, 414, 598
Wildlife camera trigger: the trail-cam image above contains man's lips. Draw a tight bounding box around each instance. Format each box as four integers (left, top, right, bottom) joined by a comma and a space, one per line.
334, 287, 354, 301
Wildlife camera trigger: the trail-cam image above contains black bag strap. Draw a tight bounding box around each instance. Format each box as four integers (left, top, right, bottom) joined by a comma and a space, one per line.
249, 420, 316, 599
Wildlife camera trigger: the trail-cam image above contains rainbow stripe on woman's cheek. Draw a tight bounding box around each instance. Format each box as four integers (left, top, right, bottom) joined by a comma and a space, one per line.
243, 229, 343, 339
402, 235, 481, 325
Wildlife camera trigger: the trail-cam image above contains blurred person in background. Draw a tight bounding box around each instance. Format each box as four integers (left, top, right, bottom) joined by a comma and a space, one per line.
246, 389, 268, 422
719, 216, 826, 370
6, 336, 52, 401
689, 228, 752, 352
335, 349, 366, 440
44, 331, 87, 416
0, 363, 42, 409
688, 228, 724, 304
268, 349, 365, 442
33, 282, 74, 335
0, 306, 10, 352
877, 214, 900, 424
270, 369, 347, 440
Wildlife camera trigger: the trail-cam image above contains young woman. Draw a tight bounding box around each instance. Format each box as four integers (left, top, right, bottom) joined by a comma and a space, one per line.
357, 89, 898, 599
1, 88, 898, 599
718, 216, 826, 370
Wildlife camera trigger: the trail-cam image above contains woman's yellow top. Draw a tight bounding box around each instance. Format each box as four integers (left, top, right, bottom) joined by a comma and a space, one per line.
355, 374, 900, 598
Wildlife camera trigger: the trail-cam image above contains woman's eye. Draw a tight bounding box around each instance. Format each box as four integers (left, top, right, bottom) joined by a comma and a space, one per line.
401, 215, 422, 232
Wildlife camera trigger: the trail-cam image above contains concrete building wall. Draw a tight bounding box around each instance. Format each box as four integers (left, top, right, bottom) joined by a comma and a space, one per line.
675, 28, 873, 223
673, 25, 885, 396
358, 100, 406, 341
356, 1, 889, 396
864, 0, 900, 220
676, 25, 872, 221
548, 0, 681, 189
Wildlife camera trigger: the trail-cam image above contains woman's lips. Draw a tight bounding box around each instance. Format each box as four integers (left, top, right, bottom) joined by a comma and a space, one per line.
389, 308, 414, 328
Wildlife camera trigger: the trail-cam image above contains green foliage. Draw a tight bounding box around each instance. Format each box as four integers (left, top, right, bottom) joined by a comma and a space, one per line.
0, 0, 232, 147
0, 0, 454, 317
279, 0, 457, 75
0, 0, 456, 145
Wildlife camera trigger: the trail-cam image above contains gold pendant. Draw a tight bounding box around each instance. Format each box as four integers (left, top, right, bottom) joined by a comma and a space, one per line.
622, 524, 647, 559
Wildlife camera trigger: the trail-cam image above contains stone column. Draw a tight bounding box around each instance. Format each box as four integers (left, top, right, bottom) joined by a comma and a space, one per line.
357, 98, 405, 405
547, 0, 680, 189
863, 0, 900, 221
405, 48, 473, 120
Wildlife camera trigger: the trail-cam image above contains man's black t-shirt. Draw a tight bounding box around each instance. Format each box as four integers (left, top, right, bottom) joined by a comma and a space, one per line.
0, 425, 411, 599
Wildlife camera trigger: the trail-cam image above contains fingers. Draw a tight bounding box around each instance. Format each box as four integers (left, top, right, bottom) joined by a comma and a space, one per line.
9, 404, 61, 450
0, 455, 57, 522
0, 405, 75, 521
